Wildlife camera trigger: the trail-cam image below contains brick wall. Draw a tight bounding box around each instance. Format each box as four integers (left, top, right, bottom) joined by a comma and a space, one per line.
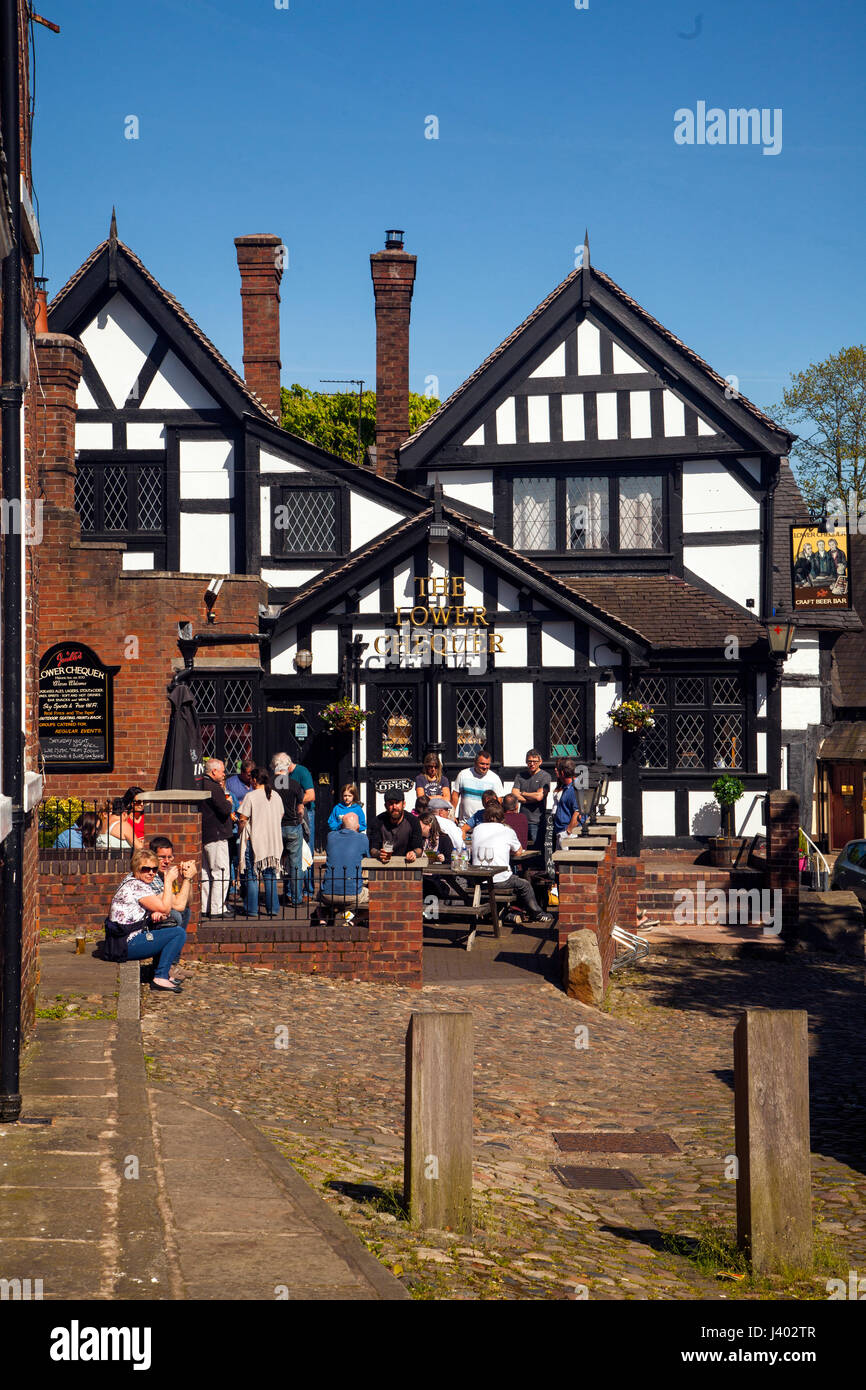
33, 331, 266, 797
554, 829, 631, 989
766, 790, 800, 942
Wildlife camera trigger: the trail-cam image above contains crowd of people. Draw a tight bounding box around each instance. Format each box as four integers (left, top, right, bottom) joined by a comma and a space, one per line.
64, 746, 592, 988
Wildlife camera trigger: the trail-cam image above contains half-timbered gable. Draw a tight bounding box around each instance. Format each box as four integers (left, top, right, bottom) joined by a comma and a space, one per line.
47, 222, 424, 589
399, 257, 791, 625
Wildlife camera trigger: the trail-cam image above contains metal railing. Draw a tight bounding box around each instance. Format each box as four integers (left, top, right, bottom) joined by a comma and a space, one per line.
800, 828, 831, 891
38, 795, 131, 851
200, 862, 368, 923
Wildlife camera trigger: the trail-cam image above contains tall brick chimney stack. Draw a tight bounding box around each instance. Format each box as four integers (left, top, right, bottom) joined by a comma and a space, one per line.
370, 230, 417, 479
234, 234, 284, 418
35, 334, 86, 510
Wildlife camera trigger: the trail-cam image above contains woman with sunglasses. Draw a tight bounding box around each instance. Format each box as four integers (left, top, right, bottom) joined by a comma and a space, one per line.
415, 753, 450, 803
103, 848, 193, 992
96, 798, 134, 849
121, 786, 146, 846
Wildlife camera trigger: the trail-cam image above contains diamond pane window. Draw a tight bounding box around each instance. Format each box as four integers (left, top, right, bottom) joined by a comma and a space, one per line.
549, 687, 582, 757
189, 679, 217, 716
619, 475, 663, 549
279, 489, 338, 554
381, 688, 414, 759
74, 465, 96, 532
455, 687, 488, 760
640, 714, 669, 769
224, 722, 253, 769
224, 679, 253, 716
713, 713, 744, 769
636, 675, 667, 707
674, 677, 704, 706
566, 477, 610, 550
102, 466, 129, 531
513, 477, 556, 550
199, 722, 216, 758
675, 712, 705, 768
137, 467, 163, 531
712, 676, 742, 706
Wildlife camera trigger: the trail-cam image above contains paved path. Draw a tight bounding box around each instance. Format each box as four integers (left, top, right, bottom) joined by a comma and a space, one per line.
0, 939, 405, 1301
140, 947, 866, 1300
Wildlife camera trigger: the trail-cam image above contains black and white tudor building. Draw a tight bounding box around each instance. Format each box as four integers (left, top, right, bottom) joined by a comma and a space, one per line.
48, 224, 852, 852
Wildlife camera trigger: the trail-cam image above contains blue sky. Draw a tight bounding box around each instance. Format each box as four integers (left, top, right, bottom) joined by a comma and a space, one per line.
33, 0, 865, 422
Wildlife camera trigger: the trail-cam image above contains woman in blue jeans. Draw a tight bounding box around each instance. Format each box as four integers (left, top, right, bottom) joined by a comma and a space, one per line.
237, 767, 284, 917
103, 848, 192, 993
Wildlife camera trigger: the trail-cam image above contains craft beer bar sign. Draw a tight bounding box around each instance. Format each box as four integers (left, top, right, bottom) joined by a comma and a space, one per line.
38, 642, 119, 772
373, 574, 505, 659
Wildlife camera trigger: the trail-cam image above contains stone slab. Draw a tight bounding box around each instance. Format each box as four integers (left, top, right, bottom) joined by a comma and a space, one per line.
173, 1232, 371, 1300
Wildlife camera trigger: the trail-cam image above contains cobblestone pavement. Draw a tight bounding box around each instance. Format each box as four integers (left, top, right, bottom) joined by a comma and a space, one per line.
141, 949, 865, 1300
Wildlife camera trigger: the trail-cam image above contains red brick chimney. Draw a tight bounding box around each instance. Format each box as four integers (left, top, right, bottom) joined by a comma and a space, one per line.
35, 333, 86, 510
234, 234, 284, 418
370, 230, 417, 479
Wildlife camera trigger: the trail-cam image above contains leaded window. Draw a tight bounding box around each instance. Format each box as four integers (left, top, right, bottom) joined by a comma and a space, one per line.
380, 687, 415, 759
186, 673, 261, 772
548, 685, 583, 758
509, 474, 665, 551
74, 458, 165, 537
513, 477, 556, 550
455, 686, 489, 760
635, 673, 746, 771
273, 486, 341, 557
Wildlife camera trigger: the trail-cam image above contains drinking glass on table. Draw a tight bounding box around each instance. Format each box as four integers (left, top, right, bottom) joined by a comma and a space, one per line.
379, 832, 394, 864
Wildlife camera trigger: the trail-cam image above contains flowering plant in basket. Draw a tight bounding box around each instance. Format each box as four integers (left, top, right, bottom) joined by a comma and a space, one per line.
607, 699, 655, 733
320, 698, 371, 732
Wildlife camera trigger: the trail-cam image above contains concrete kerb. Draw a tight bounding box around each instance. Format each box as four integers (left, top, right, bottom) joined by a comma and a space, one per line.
148, 1086, 410, 1301
118, 960, 141, 1021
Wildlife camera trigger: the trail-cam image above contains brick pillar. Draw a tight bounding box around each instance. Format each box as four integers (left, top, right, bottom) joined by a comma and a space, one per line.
365, 859, 423, 987
554, 830, 620, 989
234, 234, 283, 418
370, 232, 417, 480
35, 333, 86, 509
766, 790, 800, 942
139, 794, 207, 941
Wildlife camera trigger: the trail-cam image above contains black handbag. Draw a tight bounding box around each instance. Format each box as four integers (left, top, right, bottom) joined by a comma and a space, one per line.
102, 914, 153, 963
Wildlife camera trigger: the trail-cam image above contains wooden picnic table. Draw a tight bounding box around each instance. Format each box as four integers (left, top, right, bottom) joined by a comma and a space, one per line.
426, 864, 503, 950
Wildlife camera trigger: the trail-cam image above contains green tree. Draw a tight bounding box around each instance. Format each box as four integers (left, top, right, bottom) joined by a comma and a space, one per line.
279, 385, 440, 466
772, 347, 866, 512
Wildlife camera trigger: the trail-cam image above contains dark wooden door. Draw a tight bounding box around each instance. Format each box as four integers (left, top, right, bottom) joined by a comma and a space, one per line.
265, 696, 351, 848
829, 762, 863, 849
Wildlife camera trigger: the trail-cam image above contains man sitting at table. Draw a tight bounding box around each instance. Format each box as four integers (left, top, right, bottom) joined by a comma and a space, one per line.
502, 793, 529, 848
320, 812, 369, 909
369, 789, 424, 862
469, 789, 502, 829
471, 804, 553, 923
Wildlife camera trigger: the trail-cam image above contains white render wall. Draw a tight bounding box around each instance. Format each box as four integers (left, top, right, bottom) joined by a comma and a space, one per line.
179, 438, 234, 499
78, 293, 156, 407
781, 685, 822, 727
682, 460, 761, 532
180, 513, 232, 573
350, 493, 406, 550
437, 470, 494, 516
683, 542, 761, 611
642, 789, 676, 836
501, 683, 534, 763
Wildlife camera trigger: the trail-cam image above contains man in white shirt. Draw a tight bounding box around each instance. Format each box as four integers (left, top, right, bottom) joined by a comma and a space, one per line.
452, 750, 504, 824
470, 804, 553, 922
428, 796, 463, 852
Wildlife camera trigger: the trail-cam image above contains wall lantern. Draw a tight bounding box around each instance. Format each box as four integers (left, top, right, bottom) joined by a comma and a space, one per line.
295, 648, 313, 671
767, 621, 796, 658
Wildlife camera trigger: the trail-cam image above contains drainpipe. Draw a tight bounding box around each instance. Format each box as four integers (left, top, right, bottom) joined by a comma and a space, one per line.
0, 0, 25, 1121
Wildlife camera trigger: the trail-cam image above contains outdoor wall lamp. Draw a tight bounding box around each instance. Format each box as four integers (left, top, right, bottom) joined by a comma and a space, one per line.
767, 621, 796, 658
295, 649, 313, 671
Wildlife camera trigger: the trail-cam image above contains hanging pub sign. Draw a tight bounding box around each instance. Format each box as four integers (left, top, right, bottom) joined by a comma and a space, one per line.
791, 525, 851, 610
38, 642, 120, 772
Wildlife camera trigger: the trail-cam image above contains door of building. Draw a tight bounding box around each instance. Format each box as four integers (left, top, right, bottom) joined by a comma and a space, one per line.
829, 761, 863, 849
264, 696, 351, 849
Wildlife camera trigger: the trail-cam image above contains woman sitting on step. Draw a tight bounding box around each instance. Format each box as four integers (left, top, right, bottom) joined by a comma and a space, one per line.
102, 847, 193, 993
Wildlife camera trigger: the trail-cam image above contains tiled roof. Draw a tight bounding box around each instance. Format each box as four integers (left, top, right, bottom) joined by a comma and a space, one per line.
402, 263, 791, 450
277, 510, 431, 615
48, 237, 280, 422
560, 574, 765, 648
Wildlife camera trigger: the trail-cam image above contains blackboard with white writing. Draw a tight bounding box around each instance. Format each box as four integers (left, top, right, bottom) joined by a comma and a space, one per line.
39, 643, 119, 772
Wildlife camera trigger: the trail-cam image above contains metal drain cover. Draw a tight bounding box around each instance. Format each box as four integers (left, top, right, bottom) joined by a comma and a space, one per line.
552, 1165, 644, 1190
553, 1131, 679, 1155
17, 1117, 54, 1126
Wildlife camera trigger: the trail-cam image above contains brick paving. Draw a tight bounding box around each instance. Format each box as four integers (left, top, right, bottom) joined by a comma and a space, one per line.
140, 940, 866, 1300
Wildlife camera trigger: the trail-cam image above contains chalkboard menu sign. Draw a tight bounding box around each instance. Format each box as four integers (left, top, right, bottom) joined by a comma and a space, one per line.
39, 643, 119, 772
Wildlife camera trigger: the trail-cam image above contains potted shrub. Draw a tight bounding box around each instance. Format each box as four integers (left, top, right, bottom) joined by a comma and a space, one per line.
710, 775, 747, 866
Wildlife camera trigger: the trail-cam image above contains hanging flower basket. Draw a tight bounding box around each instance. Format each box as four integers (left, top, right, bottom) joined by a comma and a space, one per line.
608, 699, 656, 734
320, 698, 371, 733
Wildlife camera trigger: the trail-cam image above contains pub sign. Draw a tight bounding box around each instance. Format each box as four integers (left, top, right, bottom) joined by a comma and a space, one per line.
791, 524, 851, 610
38, 642, 120, 772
